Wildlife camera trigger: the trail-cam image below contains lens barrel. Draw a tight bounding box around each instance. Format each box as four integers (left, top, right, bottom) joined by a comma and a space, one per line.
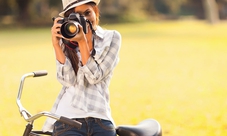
61, 21, 80, 38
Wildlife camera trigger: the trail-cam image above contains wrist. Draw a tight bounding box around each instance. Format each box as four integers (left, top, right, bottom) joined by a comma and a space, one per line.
77, 36, 87, 46
53, 41, 60, 47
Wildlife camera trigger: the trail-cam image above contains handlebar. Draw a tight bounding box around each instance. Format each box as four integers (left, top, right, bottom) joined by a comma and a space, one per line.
33, 70, 48, 77
17, 70, 48, 102
16, 70, 82, 132
23, 111, 82, 129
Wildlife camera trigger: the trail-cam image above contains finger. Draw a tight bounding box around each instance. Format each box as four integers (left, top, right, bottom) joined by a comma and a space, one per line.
52, 23, 62, 31
52, 26, 60, 34
56, 23, 62, 28
86, 23, 90, 29
56, 33, 63, 38
52, 22, 62, 33
54, 17, 64, 24
76, 24, 85, 35
78, 24, 83, 31
87, 26, 91, 34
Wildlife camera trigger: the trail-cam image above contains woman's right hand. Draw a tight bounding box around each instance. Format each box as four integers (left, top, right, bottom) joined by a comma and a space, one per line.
51, 17, 63, 46
51, 17, 66, 64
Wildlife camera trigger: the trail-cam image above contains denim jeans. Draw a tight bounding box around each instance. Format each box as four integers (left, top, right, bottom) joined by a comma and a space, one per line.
52, 117, 116, 136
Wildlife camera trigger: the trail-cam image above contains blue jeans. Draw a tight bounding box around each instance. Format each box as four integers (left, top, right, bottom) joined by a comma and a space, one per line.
52, 117, 116, 136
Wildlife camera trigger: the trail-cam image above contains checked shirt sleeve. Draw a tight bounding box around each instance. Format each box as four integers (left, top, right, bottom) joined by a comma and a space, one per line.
80, 30, 121, 84
56, 57, 76, 87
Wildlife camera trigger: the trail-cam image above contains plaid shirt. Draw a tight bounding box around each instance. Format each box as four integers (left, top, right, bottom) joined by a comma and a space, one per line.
42, 26, 121, 132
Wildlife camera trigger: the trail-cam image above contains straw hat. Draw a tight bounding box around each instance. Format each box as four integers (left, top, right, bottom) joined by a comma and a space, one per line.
59, 0, 100, 17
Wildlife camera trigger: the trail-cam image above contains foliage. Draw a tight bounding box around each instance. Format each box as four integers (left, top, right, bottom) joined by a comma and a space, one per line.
0, 0, 227, 25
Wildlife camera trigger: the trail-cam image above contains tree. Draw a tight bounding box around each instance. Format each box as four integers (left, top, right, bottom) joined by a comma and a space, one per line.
16, 0, 31, 23
0, 1, 11, 15
202, 0, 220, 24
162, 0, 187, 15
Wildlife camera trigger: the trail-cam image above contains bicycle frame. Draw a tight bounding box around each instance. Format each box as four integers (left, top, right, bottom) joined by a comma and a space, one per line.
16, 70, 162, 136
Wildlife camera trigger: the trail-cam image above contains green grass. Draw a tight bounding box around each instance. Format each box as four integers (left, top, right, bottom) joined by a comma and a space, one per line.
1, 20, 227, 136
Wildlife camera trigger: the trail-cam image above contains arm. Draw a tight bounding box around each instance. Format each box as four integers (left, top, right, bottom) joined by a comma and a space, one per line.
56, 58, 76, 87
65, 24, 93, 65
80, 31, 121, 84
51, 17, 66, 64
51, 17, 76, 86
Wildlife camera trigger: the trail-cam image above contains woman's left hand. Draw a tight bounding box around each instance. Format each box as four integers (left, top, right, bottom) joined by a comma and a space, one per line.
62, 24, 86, 42
63, 24, 93, 47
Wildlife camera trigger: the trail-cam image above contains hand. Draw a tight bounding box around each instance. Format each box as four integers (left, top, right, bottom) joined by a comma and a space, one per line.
66, 24, 87, 43
51, 17, 63, 46
51, 17, 66, 64
64, 23, 93, 50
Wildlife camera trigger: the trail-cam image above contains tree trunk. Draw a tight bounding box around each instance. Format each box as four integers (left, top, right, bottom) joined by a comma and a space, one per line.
16, 0, 31, 24
202, 0, 219, 24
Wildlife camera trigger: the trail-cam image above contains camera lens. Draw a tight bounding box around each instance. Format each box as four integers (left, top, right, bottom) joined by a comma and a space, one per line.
65, 23, 78, 34
61, 21, 80, 38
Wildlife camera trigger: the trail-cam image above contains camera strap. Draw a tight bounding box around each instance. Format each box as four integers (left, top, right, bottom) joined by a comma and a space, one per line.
87, 20, 96, 57
62, 39, 78, 50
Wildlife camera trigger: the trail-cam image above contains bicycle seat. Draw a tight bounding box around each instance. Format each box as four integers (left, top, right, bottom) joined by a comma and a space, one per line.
116, 119, 162, 136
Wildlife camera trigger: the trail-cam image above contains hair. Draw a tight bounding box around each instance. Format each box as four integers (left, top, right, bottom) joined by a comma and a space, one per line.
62, 2, 100, 76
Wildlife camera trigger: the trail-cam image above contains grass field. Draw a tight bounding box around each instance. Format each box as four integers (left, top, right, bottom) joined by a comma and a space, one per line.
0, 20, 227, 136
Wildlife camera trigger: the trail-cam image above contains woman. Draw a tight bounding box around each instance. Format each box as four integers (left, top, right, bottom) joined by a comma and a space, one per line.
42, 0, 121, 136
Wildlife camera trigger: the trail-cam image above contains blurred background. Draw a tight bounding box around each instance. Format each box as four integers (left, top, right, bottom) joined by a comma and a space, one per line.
1, 0, 227, 136
0, 0, 227, 26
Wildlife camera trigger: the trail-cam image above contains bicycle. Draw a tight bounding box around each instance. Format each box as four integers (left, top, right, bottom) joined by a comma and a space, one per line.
16, 70, 162, 136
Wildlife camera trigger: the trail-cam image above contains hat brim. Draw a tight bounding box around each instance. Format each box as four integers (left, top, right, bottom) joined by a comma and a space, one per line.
59, 0, 100, 17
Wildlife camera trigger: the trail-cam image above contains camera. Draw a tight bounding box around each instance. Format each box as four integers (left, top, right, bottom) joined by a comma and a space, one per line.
57, 13, 88, 38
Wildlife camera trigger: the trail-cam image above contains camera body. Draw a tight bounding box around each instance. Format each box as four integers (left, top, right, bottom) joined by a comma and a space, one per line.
58, 13, 87, 38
